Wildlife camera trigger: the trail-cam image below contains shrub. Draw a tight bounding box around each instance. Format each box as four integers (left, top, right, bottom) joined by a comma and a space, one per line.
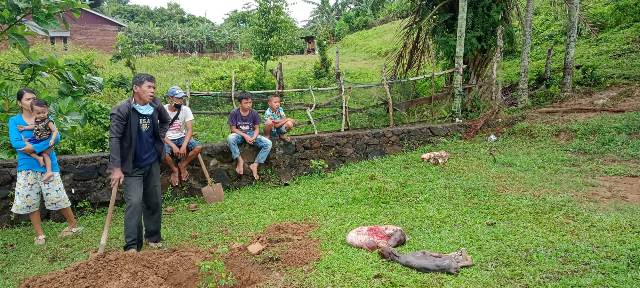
576, 64, 607, 87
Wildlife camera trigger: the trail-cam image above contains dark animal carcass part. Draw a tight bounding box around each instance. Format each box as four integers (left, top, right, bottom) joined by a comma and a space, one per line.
346, 225, 407, 251
378, 246, 473, 275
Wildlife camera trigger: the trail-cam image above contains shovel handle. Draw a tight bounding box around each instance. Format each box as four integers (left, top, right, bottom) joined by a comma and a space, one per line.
197, 154, 212, 185
98, 184, 118, 254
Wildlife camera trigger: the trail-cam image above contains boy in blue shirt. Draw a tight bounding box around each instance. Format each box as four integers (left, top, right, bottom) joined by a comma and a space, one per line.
263, 94, 295, 142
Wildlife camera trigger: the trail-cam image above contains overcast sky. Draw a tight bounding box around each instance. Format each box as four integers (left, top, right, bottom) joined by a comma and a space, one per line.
129, 0, 317, 26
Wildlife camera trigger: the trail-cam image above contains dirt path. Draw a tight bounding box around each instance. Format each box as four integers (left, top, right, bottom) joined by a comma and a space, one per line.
526, 85, 640, 123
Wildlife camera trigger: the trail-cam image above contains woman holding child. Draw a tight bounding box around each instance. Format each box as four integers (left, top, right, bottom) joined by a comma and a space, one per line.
7, 88, 82, 245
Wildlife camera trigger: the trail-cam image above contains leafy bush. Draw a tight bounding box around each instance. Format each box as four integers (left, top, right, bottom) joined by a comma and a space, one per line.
104, 73, 131, 90
0, 49, 112, 159
576, 64, 607, 87
532, 84, 562, 107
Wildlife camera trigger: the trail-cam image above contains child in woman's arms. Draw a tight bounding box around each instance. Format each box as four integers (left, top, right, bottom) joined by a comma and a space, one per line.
18, 99, 58, 182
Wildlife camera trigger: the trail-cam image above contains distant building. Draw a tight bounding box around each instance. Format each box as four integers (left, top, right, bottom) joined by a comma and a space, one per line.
300, 35, 317, 55
2, 8, 126, 53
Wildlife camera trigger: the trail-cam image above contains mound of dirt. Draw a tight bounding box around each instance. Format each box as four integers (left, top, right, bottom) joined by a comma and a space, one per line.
20, 248, 210, 288
222, 222, 320, 287
583, 176, 640, 204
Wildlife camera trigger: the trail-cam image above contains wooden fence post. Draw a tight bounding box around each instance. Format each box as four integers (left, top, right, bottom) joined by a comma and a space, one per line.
346, 87, 351, 130
306, 87, 318, 134
381, 65, 394, 127
275, 62, 284, 95
185, 80, 191, 107
336, 47, 347, 132
231, 71, 237, 109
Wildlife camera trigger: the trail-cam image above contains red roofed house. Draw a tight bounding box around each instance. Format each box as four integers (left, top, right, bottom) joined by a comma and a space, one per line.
3, 8, 126, 53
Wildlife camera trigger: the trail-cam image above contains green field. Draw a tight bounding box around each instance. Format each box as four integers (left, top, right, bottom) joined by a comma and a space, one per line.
2, 1, 640, 286
1, 111, 639, 287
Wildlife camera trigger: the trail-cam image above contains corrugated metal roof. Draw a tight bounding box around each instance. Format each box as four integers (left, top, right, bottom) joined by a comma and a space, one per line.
81, 8, 127, 28
22, 20, 48, 36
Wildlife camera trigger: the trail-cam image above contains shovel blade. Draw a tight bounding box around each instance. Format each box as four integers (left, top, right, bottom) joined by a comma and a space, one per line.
202, 183, 224, 203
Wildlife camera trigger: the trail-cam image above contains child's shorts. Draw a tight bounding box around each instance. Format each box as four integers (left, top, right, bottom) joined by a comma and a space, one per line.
164, 136, 201, 155
11, 171, 71, 214
270, 126, 287, 137
28, 137, 47, 145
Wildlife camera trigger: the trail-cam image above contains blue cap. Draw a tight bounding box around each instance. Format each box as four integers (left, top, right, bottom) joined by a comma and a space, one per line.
167, 86, 186, 98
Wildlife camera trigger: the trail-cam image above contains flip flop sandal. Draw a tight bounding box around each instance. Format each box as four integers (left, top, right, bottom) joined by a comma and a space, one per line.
34, 235, 46, 245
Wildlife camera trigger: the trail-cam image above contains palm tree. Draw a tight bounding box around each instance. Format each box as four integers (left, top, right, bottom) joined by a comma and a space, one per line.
392, 0, 515, 118
391, 0, 515, 79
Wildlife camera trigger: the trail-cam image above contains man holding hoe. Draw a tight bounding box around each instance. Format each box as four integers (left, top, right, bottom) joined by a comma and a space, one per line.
109, 74, 170, 252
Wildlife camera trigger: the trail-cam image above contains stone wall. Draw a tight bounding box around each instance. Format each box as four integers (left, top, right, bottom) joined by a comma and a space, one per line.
0, 123, 464, 227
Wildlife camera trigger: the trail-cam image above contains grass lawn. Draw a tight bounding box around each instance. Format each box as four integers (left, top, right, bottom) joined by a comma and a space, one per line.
1, 111, 639, 287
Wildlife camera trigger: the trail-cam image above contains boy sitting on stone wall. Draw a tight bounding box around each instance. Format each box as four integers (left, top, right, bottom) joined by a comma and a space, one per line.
263, 94, 295, 142
227, 92, 272, 180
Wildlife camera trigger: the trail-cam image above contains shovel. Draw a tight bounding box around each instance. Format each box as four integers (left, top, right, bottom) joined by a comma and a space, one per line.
97, 184, 118, 255
197, 154, 224, 203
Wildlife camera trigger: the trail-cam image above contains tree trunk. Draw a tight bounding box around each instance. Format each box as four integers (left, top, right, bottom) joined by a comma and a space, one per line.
452, 0, 468, 120
517, 0, 534, 107
562, 0, 580, 94
491, 24, 504, 105
543, 47, 553, 82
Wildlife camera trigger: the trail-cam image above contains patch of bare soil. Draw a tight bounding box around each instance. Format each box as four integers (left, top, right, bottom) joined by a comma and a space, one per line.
20, 248, 210, 288
222, 222, 320, 287
554, 129, 575, 144
581, 176, 640, 204
527, 86, 640, 124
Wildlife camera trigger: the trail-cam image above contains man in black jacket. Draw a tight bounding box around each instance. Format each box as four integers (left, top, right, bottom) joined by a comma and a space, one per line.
109, 73, 170, 252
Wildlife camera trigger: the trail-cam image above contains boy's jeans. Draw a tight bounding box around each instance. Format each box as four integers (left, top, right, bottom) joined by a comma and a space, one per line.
227, 131, 272, 163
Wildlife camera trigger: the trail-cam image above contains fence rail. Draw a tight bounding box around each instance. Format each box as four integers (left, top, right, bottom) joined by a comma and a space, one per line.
189, 67, 461, 97
187, 53, 466, 137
